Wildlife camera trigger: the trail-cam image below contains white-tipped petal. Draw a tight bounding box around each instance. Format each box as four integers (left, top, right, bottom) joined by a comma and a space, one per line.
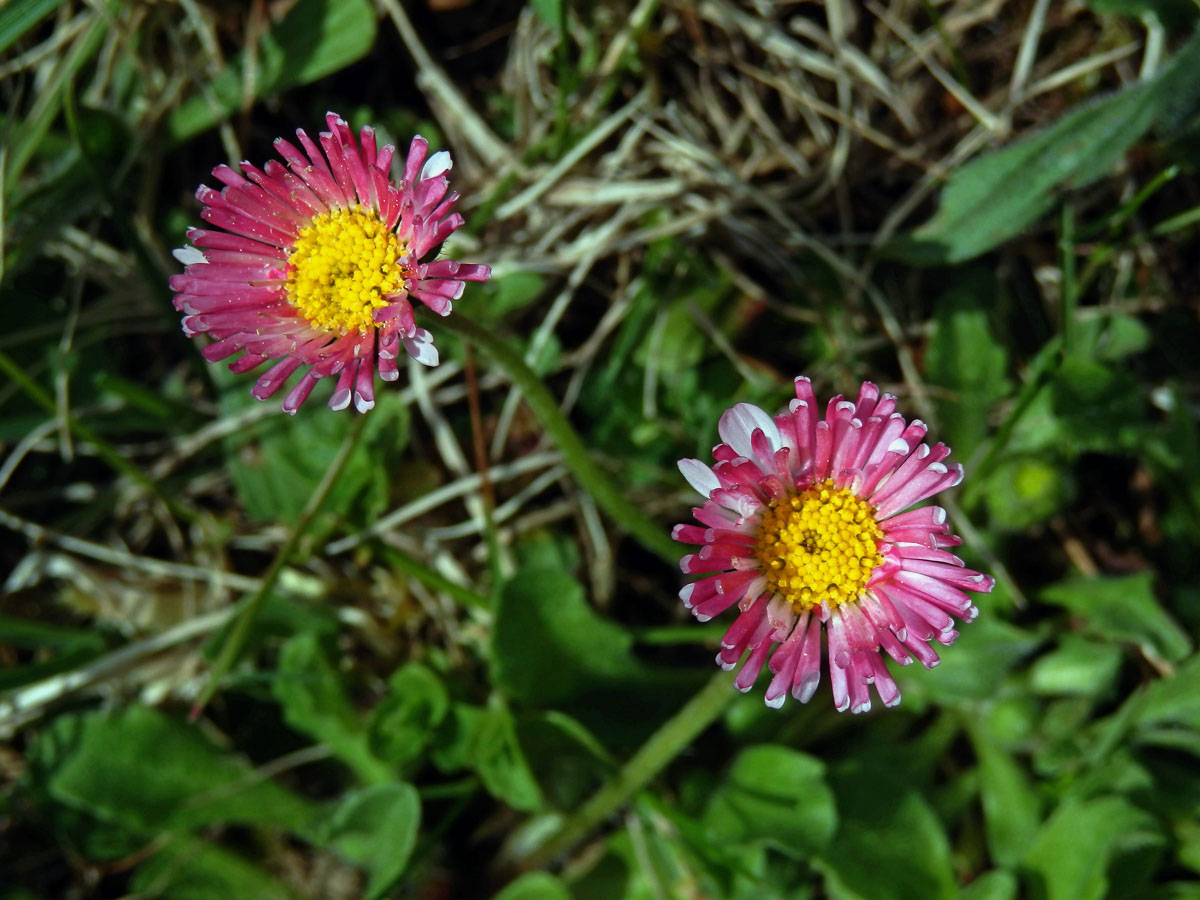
678, 458, 721, 497
718, 402, 780, 459
173, 246, 207, 266
420, 150, 453, 180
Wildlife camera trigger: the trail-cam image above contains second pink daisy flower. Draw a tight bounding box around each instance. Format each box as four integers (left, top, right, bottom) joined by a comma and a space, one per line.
674, 377, 994, 713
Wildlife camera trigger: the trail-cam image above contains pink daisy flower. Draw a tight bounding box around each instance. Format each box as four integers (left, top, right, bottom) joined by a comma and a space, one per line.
673, 377, 995, 713
169, 111, 490, 414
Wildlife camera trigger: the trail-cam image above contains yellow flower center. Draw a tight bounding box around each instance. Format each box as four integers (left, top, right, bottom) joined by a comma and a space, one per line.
286, 206, 408, 333
755, 480, 883, 611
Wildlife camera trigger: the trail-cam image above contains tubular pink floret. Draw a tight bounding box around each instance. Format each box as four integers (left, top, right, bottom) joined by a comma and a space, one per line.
673, 378, 994, 713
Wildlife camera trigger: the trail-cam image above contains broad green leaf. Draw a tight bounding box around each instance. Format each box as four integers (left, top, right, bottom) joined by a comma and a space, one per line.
1028, 634, 1123, 696
431, 702, 487, 774
1141, 654, 1200, 724
821, 763, 957, 900
898, 615, 1041, 705
1041, 572, 1191, 664
970, 730, 1041, 866
924, 271, 1010, 458
168, 0, 377, 141
320, 783, 420, 900
32, 705, 315, 835
515, 711, 613, 809
892, 29, 1200, 263
956, 870, 1019, 900
491, 566, 646, 705
273, 632, 393, 785
130, 836, 296, 900
471, 698, 544, 812
367, 662, 449, 769
1023, 795, 1161, 900
493, 872, 572, 900
703, 744, 836, 858
464, 269, 548, 319
1048, 356, 1146, 455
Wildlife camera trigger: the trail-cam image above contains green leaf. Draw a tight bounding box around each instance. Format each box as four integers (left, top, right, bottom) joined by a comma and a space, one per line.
130, 836, 296, 900
493, 872, 572, 900
899, 615, 1041, 705
1041, 572, 1191, 664
31, 705, 315, 835
1028, 634, 1124, 696
924, 271, 1010, 458
970, 730, 1041, 866
221, 385, 407, 527
491, 566, 646, 705
821, 762, 957, 900
168, 0, 377, 141
470, 698, 544, 812
320, 783, 420, 900
983, 456, 1073, 531
1130, 653, 1200, 736
367, 662, 449, 769
956, 870, 1019, 900
892, 30, 1200, 263
272, 632, 393, 785
703, 744, 836, 858
1048, 356, 1146, 455
1023, 796, 1161, 900
465, 269, 548, 319
431, 702, 487, 774
514, 711, 613, 809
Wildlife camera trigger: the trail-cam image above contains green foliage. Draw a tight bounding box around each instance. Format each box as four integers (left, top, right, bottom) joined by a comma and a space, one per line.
494, 872, 572, 900
367, 662, 449, 769
1040, 572, 1191, 664
129, 837, 297, 900
273, 632, 394, 785
319, 783, 421, 899
6, 2, 1200, 898
924, 270, 1010, 459
491, 565, 646, 705
0, 0, 70, 56
702, 745, 836, 857
1023, 796, 1163, 900
221, 384, 408, 528
30, 705, 315, 835
168, 0, 377, 141
894, 30, 1200, 263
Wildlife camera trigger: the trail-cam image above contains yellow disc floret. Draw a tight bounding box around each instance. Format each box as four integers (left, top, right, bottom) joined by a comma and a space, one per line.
755, 479, 883, 611
286, 206, 408, 333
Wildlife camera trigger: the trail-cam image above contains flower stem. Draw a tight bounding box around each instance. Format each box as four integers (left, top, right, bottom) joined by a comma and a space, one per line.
190, 413, 368, 720
516, 669, 736, 869
440, 315, 678, 563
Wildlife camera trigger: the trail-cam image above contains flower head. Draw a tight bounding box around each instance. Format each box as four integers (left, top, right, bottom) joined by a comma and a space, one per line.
170, 112, 490, 414
673, 377, 994, 713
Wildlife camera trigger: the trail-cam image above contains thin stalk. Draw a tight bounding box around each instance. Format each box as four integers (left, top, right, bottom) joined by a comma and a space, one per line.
440, 315, 678, 562
0, 348, 199, 524
190, 413, 368, 719
516, 669, 736, 870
